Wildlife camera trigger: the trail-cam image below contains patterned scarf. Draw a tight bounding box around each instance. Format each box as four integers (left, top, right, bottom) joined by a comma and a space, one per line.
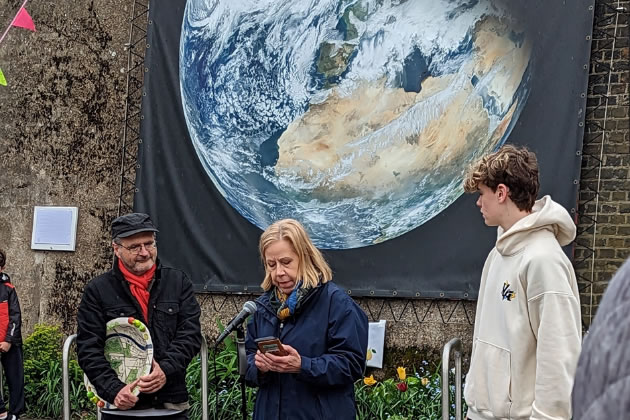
269, 281, 315, 320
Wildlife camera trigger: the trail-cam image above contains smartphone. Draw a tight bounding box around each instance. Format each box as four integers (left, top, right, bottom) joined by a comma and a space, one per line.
255, 336, 288, 356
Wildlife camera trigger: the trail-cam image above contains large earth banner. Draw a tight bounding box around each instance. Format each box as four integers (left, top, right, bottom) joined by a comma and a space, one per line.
136, 0, 594, 298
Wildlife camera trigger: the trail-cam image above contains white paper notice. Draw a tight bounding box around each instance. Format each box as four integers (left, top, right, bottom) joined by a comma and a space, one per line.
31, 206, 78, 251
35, 208, 73, 244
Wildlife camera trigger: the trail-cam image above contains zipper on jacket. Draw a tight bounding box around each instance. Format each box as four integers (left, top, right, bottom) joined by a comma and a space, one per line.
277, 321, 283, 420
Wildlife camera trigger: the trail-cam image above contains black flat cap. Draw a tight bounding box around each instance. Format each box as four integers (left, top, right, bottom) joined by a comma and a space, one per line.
111, 213, 159, 239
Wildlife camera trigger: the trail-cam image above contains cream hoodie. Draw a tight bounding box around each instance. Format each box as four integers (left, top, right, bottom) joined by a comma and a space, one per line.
464, 196, 582, 420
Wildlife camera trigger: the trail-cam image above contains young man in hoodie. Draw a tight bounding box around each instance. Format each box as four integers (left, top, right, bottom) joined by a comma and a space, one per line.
462, 145, 582, 420
0, 249, 24, 420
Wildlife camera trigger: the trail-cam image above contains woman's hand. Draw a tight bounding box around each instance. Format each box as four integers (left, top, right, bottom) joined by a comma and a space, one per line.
255, 350, 273, 373
261, 344, 302, 373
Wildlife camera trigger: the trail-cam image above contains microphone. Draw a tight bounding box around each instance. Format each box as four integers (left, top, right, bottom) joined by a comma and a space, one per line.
214, 301, 257, 346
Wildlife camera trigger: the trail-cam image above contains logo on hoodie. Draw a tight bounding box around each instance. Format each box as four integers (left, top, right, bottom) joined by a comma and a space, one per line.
501, 282, 516, 301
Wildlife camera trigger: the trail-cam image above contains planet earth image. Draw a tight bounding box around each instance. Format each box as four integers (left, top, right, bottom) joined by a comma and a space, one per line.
179, 0, 533, 249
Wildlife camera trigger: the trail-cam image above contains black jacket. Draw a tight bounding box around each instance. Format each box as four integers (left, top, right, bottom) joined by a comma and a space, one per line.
0, 273, 22, 345
76, 259, 201, 407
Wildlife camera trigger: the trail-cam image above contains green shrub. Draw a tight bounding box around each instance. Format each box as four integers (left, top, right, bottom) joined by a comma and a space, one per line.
356, 363, 466, 420
187, 320, 256, 420
23, 324, 63, 361
23, 324, 63, 417
22, 324, 92, 419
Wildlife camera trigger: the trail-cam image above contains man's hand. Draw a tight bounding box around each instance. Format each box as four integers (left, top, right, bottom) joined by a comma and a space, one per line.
138, 359, 167, 394
0, 342, 11, 353
259, 344, 302, 373
114, 379, 139, 410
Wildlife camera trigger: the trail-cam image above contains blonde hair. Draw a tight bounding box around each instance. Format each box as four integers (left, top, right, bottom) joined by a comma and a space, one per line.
463, 144, 539, 211
259, 219, 332, 291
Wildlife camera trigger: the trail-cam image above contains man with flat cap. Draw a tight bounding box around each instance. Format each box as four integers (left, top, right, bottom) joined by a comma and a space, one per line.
77, 213, 201, 419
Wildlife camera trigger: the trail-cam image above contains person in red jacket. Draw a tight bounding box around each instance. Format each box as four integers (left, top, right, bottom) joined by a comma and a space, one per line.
0, 249, 24, 420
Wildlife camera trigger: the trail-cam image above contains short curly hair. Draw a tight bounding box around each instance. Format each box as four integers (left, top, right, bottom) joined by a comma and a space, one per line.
463, 144, 540, 211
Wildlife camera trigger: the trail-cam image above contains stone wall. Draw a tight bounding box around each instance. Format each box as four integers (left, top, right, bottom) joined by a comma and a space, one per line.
0, 0, 130, 333
0, 0, 628, 360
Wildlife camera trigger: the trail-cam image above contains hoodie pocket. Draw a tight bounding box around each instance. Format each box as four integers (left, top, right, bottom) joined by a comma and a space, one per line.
464, 340, 512, 418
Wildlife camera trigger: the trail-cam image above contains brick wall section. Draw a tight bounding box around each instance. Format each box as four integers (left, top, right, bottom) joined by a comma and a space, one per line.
574, 0, 630, 326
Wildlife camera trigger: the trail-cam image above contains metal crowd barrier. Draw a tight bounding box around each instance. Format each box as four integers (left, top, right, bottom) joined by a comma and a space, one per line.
63, 334, 209, 420
442, 337, 463, 420
62, 334, 77, 420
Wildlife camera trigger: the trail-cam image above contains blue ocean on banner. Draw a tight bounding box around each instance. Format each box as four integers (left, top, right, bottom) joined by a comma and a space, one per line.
179, 0, 533, 249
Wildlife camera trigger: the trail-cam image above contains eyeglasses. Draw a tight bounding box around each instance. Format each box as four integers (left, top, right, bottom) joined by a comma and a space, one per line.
116, 241, 157, 255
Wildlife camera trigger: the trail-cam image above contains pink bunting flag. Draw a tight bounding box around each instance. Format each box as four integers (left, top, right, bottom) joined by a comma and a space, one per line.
0, 1, 35, 46
12, 6, 36, 32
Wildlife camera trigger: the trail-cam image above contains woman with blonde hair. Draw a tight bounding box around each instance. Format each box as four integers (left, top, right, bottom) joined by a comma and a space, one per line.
245, 219, 368, 420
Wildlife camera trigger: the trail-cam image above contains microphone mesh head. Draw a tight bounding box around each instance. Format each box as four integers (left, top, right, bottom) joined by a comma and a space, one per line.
243, 301, 257, 314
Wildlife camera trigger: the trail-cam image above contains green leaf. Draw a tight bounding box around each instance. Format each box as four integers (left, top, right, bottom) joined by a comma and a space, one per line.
215, 318, 236, 351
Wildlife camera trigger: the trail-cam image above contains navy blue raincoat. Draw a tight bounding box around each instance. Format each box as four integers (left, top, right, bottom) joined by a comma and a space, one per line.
245, 281, 368, 420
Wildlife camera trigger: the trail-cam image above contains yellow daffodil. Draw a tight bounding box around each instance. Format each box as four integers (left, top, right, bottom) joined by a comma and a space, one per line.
363, 375, 377, 386
397, 366, 406, 381
421, 377, 429, 386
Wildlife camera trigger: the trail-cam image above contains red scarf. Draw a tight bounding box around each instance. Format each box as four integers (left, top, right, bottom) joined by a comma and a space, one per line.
118, 259, 156, 322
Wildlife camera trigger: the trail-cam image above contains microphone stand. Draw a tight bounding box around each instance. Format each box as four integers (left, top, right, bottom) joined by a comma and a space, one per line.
236, 325, 248, 420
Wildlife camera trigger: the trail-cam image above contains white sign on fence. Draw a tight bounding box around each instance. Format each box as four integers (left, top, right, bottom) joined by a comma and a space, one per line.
366, 320, 386, 368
